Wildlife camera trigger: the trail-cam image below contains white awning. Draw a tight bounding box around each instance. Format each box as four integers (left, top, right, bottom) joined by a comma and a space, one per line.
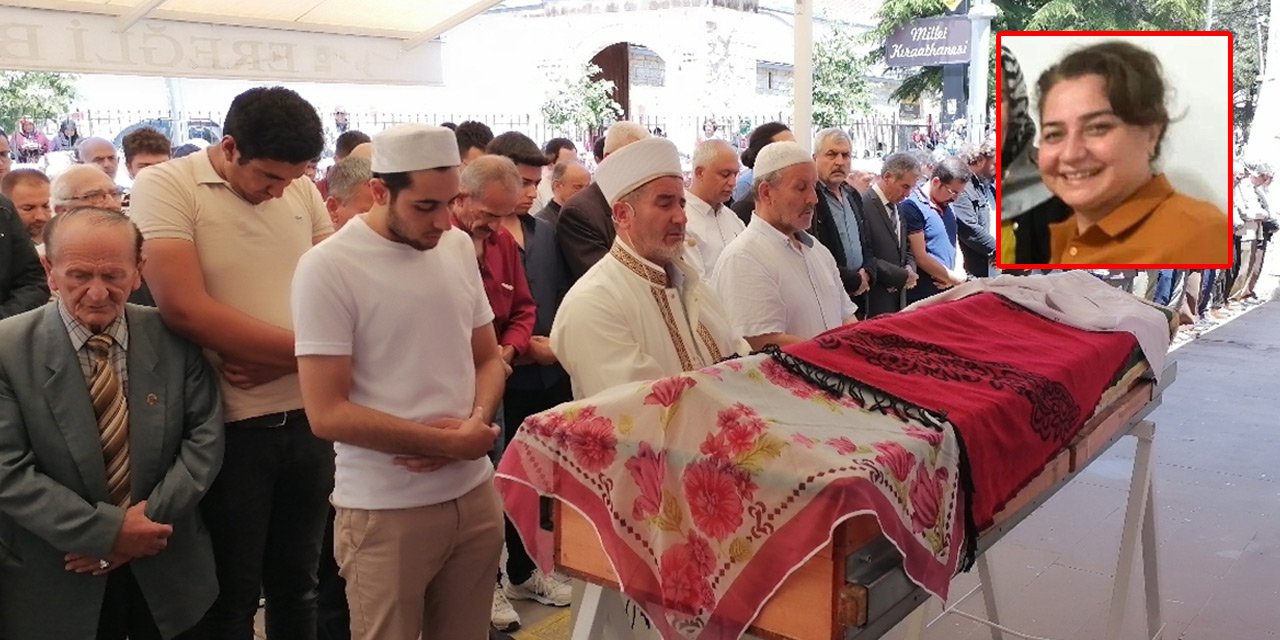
0, 0, 507, 84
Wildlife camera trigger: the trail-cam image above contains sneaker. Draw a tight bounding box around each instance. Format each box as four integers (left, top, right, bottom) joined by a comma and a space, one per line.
491, 585, 520, 631
504, 570, 573, 607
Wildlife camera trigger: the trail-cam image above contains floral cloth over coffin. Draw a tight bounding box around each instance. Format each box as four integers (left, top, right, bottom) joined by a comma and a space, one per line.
495, 353, 965, 640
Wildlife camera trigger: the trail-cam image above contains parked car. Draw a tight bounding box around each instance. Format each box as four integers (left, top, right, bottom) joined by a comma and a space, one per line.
113, 117, 222, 148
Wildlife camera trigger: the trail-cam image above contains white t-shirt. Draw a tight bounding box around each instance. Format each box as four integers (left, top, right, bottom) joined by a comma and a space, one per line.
129, 150, 333, 421
683, 190, 746, 279
712, 216, 857, 340
292, 216, 495, 510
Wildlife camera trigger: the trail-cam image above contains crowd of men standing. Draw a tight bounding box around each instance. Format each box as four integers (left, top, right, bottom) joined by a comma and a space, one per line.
0, 87, 1001, 640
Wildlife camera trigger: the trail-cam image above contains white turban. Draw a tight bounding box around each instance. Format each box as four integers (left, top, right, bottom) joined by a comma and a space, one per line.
595, 137, 683, 205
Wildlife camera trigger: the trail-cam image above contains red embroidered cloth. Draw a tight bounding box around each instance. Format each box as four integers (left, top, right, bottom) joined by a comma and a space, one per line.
780, 292, 1138, 528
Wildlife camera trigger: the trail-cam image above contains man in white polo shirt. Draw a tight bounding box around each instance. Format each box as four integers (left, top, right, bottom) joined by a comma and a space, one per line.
712, 141, 858, 350
292, 124, 504, 640
550, 137, 747, 400
683, 138, 744, 279
129, 86, 335, 639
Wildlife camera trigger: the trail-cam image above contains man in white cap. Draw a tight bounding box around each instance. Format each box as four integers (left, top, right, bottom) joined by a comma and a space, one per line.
556, 121, 651, 282
712, 141, 858, 350
292, 123, 505, 640
551, 137, 747, 400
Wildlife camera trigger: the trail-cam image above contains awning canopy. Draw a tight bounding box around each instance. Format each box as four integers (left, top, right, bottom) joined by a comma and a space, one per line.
0, 0, 507, 84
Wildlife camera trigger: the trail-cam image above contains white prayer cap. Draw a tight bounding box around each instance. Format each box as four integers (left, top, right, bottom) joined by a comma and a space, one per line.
371, 124, 459, 173
754, 140, 813, 179
595, 137, 683, 206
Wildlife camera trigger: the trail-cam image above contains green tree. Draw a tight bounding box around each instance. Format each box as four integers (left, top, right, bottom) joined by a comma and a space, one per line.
810, 19, 874, 128
541, 62, 623, 137
0, 71, 78, 136
867, 0, 1205, 103
1210, 0, 1269, 132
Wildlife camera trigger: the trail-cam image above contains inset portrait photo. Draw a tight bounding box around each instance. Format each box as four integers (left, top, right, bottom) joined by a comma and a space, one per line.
997, 32, 1232, 268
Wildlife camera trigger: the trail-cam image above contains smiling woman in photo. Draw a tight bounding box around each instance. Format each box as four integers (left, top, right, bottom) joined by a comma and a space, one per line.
1036, 41, 1228, 265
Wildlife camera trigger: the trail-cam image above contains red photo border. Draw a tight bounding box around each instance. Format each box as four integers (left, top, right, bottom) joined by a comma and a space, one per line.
994, 30, 1235, 270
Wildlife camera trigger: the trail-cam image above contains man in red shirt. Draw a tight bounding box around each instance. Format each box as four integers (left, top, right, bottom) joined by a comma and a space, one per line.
450, 155, 535, 373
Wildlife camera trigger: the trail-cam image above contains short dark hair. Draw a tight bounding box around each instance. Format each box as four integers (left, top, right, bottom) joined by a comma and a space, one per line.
454, 121, 494, 158
932, 156, 971, 184
486, 131, 549, 167
334, 130, 371, 159
592, 136, 606, 163
372, 172, 413, 203
223, 87, 324, 164
742, 122, 791, 169
440, 122, 457, 131
543, 137, 576, 163
122, 127, 171, 166
1036, 41, 1170, 159
44, 206, 142, 263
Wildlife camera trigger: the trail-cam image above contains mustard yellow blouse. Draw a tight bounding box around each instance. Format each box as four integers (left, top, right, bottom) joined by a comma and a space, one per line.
1049, 174, 1230, 265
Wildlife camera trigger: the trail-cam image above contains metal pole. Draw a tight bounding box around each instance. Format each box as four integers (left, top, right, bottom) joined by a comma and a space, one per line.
966, 0, 999, 145
793, 0, 814, 152
1205, 0, 1215, 30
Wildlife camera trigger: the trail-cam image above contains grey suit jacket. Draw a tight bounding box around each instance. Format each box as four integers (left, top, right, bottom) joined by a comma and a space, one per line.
0, 303, 224, 640
861, 189, 916, 317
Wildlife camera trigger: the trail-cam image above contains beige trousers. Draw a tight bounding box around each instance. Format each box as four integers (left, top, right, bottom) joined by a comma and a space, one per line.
335, 481, 504, 640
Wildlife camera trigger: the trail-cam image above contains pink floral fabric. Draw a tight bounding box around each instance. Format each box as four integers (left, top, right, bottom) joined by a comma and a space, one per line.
497, 362, 964, 640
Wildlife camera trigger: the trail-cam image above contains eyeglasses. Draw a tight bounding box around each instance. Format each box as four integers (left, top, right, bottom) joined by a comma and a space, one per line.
939, 183, 962, 197
68, 188, 126, 203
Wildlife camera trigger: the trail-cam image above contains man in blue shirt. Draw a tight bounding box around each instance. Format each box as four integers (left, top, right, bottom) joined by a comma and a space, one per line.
901, 156, 971, 304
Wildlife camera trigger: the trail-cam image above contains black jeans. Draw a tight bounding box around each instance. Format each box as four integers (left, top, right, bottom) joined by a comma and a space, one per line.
501, 379, 572, 584
98, 566, 209, 640
199, 411, 335, 640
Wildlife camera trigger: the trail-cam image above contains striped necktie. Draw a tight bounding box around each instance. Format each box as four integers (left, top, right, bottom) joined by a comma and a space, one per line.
86, 334, 131, 507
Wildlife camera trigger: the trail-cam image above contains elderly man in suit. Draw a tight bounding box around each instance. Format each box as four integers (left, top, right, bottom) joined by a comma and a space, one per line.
0, 206, 224, 640
861, 152, 922, 317
810, 128, 874, 317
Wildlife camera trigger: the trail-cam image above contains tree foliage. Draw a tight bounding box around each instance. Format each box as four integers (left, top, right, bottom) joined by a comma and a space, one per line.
0, 72, 78, 136
1209, 0, 1269, 131
810, 19, 874, 128
540, 62, 623, 135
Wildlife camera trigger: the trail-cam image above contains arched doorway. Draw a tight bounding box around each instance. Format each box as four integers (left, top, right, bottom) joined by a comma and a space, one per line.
588, 42, 669, 125
589, 43, 631, 119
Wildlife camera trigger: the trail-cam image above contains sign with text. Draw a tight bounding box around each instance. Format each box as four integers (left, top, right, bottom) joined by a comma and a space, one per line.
884, 17, 971, 67
0, 6, 444, 85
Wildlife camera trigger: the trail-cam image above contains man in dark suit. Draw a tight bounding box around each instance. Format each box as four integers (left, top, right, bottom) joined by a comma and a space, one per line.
810, 128, 874, 317
952, 144, 997, 277
0, 193, 48, 319
861, 152, 922, 317
0, 207, 224, 640
556, 122, 650, 281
